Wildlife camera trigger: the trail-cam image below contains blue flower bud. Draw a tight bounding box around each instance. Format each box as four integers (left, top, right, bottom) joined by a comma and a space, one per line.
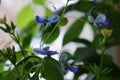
59, 53, 67, 62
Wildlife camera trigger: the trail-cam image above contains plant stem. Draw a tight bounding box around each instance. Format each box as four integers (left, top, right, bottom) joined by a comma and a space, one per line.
97, 48, 106, 80
14, 64, 23, 80
44, 0, 69, 43
12, 33, 25, 57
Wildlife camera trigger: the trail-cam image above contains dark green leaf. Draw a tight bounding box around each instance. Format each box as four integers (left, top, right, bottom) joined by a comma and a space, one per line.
22, 33, 32, 49
0, 70, 11, 80
0, 27, 8, 32
17, 56, 41, 66
100, 77, 113, 80
104, 10, 120, 47
11, 21, 16, 31
74, 47, 99, 63
42, 57, 64, 80
57, 17, 68, 27
73, 38, 92, 46
57, 1, 94, 14
92, 34, 103, 49
63, 19, 85, 46
44, 26, 60, 44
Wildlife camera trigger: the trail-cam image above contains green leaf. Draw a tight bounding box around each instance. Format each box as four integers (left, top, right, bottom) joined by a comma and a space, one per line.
73, 38, 92, 46
19, 20, 37, 49
3, 65, 26, 80
0, 70, 11, 80
92, 34, 103, 49
0, 26, 8, 32
104, 9, 120, 47
100, 77, 113, 80
42, 57, 64, 80
16, 5, 34, 29
57, 17, 68, 27
20, 20, 37, 36
44, 26, 60, 44
64, 1, 111, 13
17, 56, 41, 66
74, 47, 99, 63
63, 19, 85, 46
57, 1, 94, 14
22, 33, 32, 49
3, 56, 42, 80
33, 0, 46, 5
45, 7, 52, 17
30, 67, 40, 80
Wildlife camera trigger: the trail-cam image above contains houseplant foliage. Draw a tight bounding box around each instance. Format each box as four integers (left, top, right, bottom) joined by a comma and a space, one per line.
0, 0, 120, 80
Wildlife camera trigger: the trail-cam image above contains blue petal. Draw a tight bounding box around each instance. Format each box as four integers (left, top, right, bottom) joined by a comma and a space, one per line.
43, 46, 50, 52
47, 51, 58, 55
34, 48, 47, 55
100, 19, 108, 26
68, 65, 78, 73
95, 14, 106, 23
59, 53, 67, 62
48, 15, 59, 23
88, 15, 95, 23
36, 15, 49, 23
61, 64, 69, 73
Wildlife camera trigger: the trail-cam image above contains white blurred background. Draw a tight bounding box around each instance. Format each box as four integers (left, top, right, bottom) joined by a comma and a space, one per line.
0, 0, 119, 80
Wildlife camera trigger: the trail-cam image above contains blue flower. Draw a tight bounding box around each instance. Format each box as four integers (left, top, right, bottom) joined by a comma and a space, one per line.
34, 46, 58, 56
88, 13, 108, 26
36, 16, 49, 23
36, 14, 59, 23
68, 64, 78, 73
60, 53, 78, 73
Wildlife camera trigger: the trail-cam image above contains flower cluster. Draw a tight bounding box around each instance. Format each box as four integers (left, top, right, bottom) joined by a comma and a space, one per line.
59, 53, 78, 73
34, 46, 58, 56
88, 7, 108, 27
88, 13, 108, 27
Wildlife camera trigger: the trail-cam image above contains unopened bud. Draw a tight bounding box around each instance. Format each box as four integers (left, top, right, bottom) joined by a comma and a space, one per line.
0, 15, 6, 24
101, 28, 113, 37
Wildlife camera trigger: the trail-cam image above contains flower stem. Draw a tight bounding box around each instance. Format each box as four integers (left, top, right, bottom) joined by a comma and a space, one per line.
97, 48, 106, 80
44, 0, 69, 43
12, 33, 25, 57
14, 64, 23, 80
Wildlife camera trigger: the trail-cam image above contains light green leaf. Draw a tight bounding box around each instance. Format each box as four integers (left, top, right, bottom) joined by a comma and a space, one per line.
16, 5, 34, 29
33, 0, 46, 5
